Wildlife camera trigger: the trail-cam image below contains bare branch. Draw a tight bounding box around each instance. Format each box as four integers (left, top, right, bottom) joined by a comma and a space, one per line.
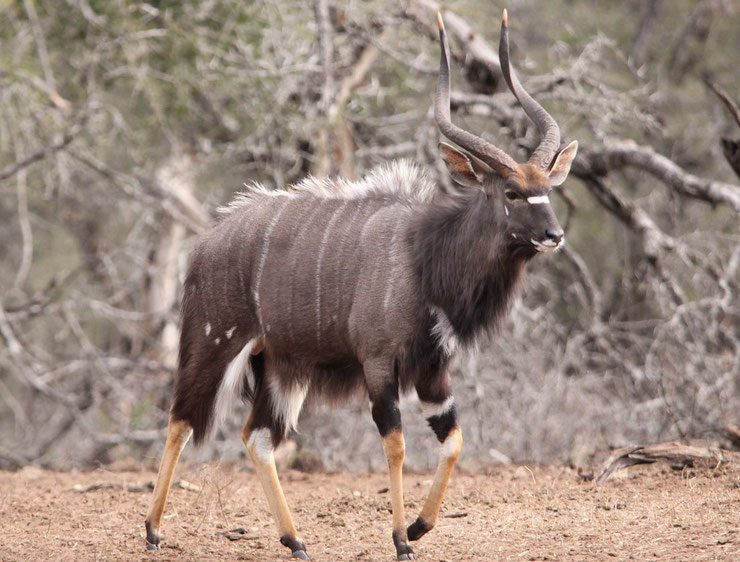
628, 0, 664, 72
576, 143, 740, 212
0, 129, 79, 183
22, 0, 57, 91
312, 0, 335, 178
404, 0, 504, 93
667, 0, 720, 83
12, 70, 71, 110
68, 150, 208, 234
13, 167, 33, 289
314, 0, 335, 112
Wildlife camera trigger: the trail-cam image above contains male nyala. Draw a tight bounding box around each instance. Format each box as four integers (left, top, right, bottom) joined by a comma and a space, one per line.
145, 10, 577, 560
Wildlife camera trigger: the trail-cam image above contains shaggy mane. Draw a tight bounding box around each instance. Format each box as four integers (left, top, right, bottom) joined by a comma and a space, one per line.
219, 160, 435, 214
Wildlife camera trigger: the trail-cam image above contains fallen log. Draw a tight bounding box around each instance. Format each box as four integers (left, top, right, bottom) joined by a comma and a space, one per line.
595, 441, 740, 482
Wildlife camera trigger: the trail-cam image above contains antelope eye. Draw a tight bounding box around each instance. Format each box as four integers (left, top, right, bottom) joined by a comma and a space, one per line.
505, 191, 519, 201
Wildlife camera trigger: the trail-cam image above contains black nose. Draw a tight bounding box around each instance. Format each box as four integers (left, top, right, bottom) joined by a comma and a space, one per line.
546, 228, 564, 244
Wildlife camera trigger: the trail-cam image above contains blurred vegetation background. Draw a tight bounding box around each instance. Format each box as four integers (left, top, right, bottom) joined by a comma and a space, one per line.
1, 0, 738, 472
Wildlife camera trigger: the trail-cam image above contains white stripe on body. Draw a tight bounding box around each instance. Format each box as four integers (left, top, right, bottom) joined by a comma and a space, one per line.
383, 211, 408, 314
212, 337, 258, 437
220, 217, 242, 319
334, 200, 368, 311
286, 203, 326, 348
253, 198, 291, 332
314, 201, 348, 346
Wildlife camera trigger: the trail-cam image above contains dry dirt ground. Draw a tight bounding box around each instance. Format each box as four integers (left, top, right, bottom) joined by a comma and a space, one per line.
1, 461, 738, 561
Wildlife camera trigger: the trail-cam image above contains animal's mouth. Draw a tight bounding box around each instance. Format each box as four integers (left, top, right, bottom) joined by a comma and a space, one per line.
531, 238, 564, 252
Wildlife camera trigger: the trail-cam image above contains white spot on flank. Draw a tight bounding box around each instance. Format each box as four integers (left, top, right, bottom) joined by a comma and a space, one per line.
214, 337, 221, 345
421, 396, 455, 419
527, 195, 550, 205
225, 326, 237, 339
212, 338, 258, 436
430, 306, 458, 356
246, 427, 274, 463
268, 377, 310, 433
205, 323, 212, 336
512, 233, 517, 239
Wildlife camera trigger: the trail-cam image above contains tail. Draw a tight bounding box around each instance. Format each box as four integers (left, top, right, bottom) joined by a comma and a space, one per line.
210, 338, 259, 439
171, 336, 259, 445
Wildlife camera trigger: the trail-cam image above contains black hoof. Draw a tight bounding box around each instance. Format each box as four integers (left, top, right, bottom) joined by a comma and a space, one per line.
392, 530, 414, 560
407, 516, 433, 541
145, 520, 160, 551
281, 535, 310, 559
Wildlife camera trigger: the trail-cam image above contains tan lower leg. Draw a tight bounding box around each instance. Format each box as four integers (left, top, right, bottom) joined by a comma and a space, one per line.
242, 426, 304, 552
145, 416, 192, 546
419, 427, 462, 525
382, 430, 408, 541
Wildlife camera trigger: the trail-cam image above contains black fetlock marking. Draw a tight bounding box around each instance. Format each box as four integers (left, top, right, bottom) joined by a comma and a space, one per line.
392, 530, 414, 559
144, 520, 160, 550
427, 405, 457, 443
407, 516, 433, 541
280, 534, 309, 558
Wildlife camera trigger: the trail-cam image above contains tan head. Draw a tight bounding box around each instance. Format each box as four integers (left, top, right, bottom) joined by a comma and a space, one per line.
435, 10, 578, 252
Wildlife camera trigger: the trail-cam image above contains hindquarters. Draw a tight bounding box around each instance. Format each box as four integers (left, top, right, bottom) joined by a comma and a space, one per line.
170, 261, 264, 444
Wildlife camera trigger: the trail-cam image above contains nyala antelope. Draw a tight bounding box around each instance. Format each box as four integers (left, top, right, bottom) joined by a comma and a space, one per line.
145, 10, 577, 561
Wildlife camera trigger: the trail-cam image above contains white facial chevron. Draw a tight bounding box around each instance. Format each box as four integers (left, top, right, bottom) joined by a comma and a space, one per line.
527, 195, 550, 205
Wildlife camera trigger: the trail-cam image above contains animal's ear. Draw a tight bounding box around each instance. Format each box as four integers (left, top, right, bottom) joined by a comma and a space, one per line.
547, 140, 578, 186
439, 142, 483, 188
467, 152, 493, 178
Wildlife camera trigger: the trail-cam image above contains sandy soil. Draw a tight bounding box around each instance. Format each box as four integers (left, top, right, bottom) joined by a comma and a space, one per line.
1, 460, 738, 561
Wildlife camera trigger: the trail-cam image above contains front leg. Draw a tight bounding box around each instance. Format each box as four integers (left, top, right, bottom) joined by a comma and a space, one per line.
407, 391, 463, 541
368, 366, 414, 561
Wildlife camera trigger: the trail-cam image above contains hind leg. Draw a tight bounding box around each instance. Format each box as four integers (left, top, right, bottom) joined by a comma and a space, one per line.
242, 361, 310, 559
144, 411, 193, 549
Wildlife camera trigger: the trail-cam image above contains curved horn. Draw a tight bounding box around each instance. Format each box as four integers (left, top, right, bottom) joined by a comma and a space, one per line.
499, 9, 561, 170
435, 12, 518, 176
